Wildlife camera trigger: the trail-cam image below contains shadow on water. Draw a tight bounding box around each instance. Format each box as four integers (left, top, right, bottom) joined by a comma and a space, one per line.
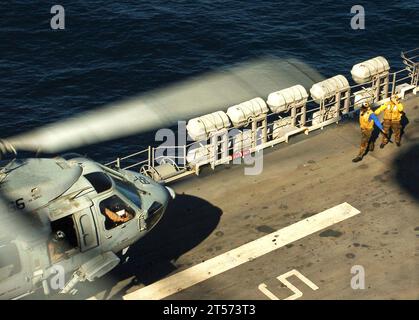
77, 193, 222, 299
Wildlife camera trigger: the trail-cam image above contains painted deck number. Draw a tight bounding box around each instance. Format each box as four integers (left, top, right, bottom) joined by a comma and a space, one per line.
258, 269, 319, 300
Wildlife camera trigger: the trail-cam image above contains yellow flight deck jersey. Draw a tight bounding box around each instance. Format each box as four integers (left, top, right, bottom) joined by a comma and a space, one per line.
359, 109, 374, 130
374, 101, 404, 122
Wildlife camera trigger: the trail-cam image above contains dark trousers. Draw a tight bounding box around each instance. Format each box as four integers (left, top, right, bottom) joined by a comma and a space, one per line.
382, 120, 401, 144
358, 128, 374, 157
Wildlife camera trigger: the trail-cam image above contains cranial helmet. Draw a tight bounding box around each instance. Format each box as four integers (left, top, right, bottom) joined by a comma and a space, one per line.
362, 101, 370, 108
53, 230, 66, 242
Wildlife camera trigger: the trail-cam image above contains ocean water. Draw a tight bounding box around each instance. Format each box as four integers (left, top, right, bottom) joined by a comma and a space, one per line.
0, 1, 418, 161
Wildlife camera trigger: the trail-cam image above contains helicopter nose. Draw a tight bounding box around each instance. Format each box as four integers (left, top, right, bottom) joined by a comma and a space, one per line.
165, 186, 176, 200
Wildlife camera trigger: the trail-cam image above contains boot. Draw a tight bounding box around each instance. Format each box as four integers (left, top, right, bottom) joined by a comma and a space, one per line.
380, 143, 386, 149
352, 156, 363, 163
396, 141, 401, 147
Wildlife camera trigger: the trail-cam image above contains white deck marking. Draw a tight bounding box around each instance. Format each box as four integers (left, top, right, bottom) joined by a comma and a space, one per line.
258, 283, 280, 300
277, 269, 319, 300
123, 202, 360, 300
258, 269, 319, 300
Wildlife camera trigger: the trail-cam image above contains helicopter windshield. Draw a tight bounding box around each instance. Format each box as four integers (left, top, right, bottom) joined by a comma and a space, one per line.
84, 172, 112, 194
113, 178, 142, 209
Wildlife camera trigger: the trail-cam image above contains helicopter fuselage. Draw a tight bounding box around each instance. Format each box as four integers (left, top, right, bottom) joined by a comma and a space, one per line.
0, 155, 174, 299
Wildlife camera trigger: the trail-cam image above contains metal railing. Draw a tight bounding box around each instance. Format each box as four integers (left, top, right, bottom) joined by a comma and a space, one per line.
105, 52, 418, 183
106, 147, 151, 170
402, 48, 419, 88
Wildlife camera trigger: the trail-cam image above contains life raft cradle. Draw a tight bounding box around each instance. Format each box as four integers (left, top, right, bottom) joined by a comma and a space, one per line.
105, 51, 419, 184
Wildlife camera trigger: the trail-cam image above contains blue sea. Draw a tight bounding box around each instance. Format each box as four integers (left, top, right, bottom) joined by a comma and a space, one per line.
0, 1, 418, 161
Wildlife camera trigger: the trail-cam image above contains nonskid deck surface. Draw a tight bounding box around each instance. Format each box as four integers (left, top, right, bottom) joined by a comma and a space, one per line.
64, 94, 419, 300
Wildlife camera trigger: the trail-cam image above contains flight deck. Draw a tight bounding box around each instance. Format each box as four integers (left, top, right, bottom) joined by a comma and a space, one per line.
80, 93, 419, 300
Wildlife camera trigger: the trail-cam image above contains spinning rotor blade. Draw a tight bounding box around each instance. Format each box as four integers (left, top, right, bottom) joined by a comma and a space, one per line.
2, 57, 323, 153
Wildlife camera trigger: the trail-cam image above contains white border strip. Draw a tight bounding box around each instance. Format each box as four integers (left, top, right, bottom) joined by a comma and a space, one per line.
122, 202, 360, 300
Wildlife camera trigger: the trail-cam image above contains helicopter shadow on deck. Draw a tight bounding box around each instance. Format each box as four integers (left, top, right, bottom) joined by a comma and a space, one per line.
77, 193, 222, 299
392, 101, 418, 201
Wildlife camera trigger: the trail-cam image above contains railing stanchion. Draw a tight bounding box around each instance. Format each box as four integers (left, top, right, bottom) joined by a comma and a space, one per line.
183, 144, 186, 168
391, 72, 396, 96
148, 146, 151, 167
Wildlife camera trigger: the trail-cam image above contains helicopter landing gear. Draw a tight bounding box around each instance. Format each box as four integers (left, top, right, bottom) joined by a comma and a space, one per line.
60, 270, 83, 295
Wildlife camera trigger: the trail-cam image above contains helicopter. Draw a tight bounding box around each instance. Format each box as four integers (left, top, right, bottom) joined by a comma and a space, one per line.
0, 57, 323, 299
0, 154, 175, 299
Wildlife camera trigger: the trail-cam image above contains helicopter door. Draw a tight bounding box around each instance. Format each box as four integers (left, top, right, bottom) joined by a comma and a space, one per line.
74, 210, 99, 252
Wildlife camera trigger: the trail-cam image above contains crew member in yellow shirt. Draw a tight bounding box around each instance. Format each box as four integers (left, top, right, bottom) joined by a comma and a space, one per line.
352, 102, 384, 163
374, 94, 404, 147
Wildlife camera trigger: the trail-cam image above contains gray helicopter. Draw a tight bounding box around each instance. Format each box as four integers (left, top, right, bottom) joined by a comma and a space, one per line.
0, 57, 323, 299
0, 155, 175, 299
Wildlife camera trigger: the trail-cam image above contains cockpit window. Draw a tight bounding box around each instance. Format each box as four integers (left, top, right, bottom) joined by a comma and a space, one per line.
0, 243, 21, 282
84, 172, 112, 194
99, 195, 135, 230
114, 178, 142, 209
146, 201, 164, 230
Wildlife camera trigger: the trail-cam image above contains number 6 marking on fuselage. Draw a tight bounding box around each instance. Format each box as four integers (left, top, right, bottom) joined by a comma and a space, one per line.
258, 269, 319, 300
